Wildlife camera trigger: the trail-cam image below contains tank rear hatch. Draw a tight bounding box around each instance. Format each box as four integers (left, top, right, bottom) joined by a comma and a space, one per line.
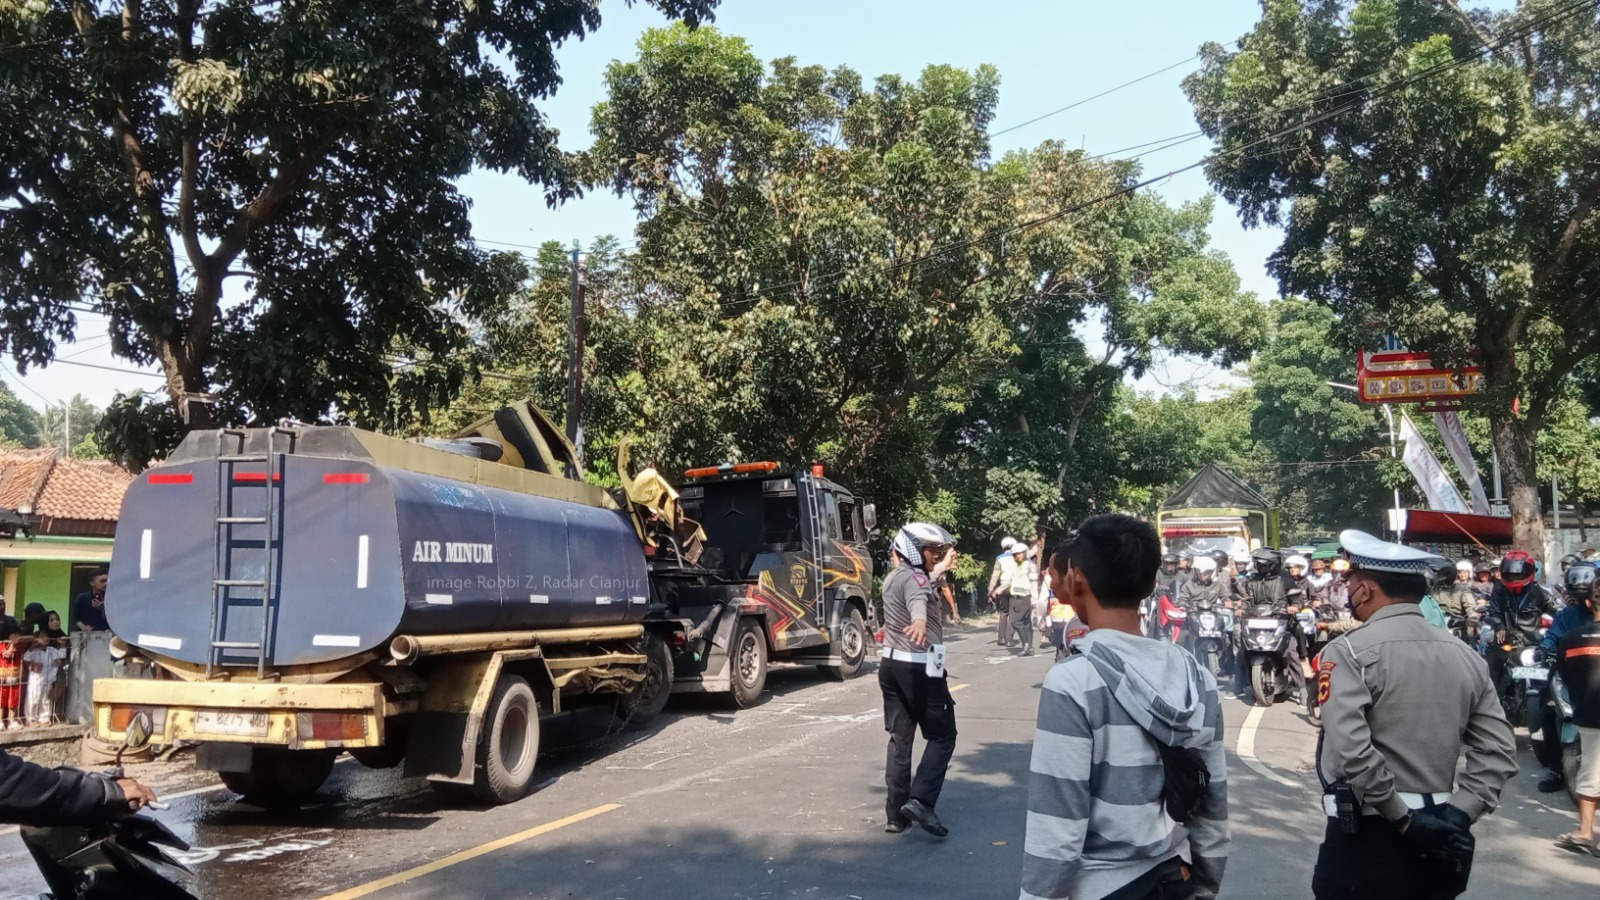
108, 425, 647, 670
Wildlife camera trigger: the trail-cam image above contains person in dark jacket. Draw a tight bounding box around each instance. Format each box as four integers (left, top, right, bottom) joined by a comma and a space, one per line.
1553, 564, 1600, 856
71, 572, 110, 633
1484, 552, 1558, 701
0, 748, 156, 825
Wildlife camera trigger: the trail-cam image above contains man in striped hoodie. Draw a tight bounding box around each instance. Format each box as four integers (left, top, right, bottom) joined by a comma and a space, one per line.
1021, 514, 1230, 900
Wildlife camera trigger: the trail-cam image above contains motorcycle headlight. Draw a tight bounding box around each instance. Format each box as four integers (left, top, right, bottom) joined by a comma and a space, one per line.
1518, 647, 1539, 667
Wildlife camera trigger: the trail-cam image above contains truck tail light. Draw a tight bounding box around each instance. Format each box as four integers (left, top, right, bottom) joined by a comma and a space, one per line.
297, 712, 366, 742
108, 705, 167, 733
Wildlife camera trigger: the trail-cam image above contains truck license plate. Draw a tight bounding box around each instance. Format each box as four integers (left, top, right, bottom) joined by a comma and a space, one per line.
195, 710, 269, 737
1510, 666, 1548, 682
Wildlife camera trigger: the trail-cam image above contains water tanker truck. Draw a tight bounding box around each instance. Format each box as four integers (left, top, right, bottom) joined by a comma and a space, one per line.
93, 402, 876, 804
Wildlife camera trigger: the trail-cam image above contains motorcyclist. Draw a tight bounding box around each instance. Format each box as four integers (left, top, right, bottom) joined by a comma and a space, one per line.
1304, 557, 1333, 605
1436, 560, 1481, 644
1420, 558, 1456, 629
1284, 554, 1312, 662
1534, 562, 1598, 794
1177, 556, 1223, 654
1176, 550, 1193, 575
1150, 553, 1182, 641
0, 750, 156, 825
1242, 548, 1306, 701
1470, 561, 1496, 603
1484, 550, 1559, 716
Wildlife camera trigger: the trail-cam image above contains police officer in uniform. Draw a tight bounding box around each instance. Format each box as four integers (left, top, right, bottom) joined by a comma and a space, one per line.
880, 522, 960, 838
1313, 530, 1516, 900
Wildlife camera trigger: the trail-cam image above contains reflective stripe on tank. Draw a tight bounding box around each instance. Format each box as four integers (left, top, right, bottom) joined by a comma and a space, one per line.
139, 634, 182, 651
631, 596, 647, 605
356, 535, 369, 589
596, 596, 613, 604
424, 593, 453, 605
313, 634, 361, 647
530, 594, 550, 604
139, 529, 153, 579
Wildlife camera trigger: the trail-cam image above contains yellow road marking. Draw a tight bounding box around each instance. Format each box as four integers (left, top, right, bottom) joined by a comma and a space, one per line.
950, 683, 970, 692
318, 803, 622, 900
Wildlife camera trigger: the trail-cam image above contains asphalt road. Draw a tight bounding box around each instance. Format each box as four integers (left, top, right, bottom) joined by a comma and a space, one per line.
0, 620, 1595, 899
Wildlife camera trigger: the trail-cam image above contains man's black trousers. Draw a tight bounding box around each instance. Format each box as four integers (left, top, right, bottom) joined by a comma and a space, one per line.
1312, 815, 1473, 900
880, 658, 958, 825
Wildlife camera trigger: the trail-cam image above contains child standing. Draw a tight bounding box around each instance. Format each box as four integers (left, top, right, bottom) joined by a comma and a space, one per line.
23, 635, 63, 727
0, 620, 26, 731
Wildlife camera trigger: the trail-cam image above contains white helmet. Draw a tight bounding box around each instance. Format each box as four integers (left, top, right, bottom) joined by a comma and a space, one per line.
1456, 560, 1473, 573
1193, 557, 1217, 575
1000, 536, 1017, 551
893, 522, 956, 568
1285, 554, 1309, 571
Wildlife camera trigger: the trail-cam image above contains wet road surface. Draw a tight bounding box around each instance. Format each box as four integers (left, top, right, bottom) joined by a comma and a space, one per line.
0, 621, 1594, 899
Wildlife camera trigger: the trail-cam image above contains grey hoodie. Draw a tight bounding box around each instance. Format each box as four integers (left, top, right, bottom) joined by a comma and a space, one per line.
1020, 629, 1230, 900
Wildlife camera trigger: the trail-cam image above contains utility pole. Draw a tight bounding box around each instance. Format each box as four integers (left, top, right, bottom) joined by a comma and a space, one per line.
564, 241, 586, 475
63, 399, 70, 456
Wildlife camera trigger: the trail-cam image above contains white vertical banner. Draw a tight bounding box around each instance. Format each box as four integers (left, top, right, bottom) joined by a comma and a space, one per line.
1431, 410, 1491, 515
1400, 413, 1470, 513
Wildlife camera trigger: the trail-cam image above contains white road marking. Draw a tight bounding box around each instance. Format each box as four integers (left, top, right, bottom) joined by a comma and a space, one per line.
1236, 704, 1300, 788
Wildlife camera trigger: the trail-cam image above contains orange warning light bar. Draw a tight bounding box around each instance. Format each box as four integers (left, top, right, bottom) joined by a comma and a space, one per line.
684, 461, 781, 479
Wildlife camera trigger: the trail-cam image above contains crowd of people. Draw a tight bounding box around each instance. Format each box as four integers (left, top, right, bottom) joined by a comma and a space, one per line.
0, 602, 71, 730
877, 517, 1600, 900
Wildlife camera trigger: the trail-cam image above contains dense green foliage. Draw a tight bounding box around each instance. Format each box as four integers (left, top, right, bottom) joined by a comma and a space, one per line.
1184, 0, 1600, 547
0, 0, 718, 432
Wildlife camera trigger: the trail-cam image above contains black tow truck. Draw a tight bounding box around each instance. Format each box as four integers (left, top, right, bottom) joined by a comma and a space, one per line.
643, 462, 878, 707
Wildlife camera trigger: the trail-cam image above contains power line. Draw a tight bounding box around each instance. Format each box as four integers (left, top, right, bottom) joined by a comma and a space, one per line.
990, 51, 1217, 139
0, 362, 54, 407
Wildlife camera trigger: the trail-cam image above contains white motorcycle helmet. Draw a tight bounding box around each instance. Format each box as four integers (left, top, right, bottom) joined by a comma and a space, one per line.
1193, 557, 1217, 580
892, 522, 957, 570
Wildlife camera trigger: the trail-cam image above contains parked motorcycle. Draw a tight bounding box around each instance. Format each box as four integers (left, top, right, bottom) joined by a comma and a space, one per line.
1242, 604, 1295, 708
21, 712, 198, 900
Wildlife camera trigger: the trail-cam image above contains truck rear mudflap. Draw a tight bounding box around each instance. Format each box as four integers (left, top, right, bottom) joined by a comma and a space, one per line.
93, 678, 390, 751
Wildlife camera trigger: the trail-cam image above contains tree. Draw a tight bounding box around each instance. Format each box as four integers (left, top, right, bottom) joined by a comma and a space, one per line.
1185, 0, 1600, 549
572, 25, 1266, 539
0, 383, 41, 447
1244, 299, 1392, 534
40, 394, 101, 454
1, 0, 719, 437
95, 389, 184, 473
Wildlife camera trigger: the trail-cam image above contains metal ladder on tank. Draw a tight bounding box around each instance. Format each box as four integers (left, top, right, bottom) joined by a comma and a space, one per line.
802, 473, 827, 624
208, 425, 297, 678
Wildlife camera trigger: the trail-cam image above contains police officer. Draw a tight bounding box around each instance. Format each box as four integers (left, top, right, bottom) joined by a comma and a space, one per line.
881, 522, 959, 838
1313, 530, 1516, 900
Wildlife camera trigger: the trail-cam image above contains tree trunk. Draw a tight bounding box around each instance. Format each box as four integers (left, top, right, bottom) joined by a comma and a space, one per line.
1489, 413, 1544, 552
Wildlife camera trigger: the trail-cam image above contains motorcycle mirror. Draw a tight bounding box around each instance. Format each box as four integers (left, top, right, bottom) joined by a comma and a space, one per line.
124, 711, 154, 753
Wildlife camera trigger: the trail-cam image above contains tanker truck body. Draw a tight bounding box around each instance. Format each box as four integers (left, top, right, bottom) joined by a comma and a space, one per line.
95, 407, 667, 805
94, 404, 877, 805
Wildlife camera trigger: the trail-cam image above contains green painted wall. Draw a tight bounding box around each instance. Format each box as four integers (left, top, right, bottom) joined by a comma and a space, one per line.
17, 561, 72, 624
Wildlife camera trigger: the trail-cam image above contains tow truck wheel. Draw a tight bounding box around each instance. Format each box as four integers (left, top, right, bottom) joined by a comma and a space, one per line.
823, 608, 868, 681
473, 675, 541, 805
723, 620, 768, 709
219, 747, 337, 806
616, 635, 674, 726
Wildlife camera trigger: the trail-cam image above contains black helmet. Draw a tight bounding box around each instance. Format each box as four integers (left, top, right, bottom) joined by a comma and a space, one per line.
1252, 548, 1282, 578
1426, 558, 1457, 592
1566, 563, 1597, 602
1473, 561, 1493, 576
1212, 550, 1230, 565
1561, 553, 1581, 572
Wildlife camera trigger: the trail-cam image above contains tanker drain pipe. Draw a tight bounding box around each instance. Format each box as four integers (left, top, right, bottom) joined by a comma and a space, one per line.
685, 602, 726, 642
389, 624, 646, 665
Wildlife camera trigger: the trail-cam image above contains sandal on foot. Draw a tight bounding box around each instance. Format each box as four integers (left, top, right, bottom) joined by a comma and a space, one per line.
1555, 833, 1598, 855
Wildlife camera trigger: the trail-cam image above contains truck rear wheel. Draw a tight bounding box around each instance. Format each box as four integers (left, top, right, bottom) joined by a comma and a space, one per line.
219, 747, 337, 806
473, 675, 541, 805
723, 619, 768, 709
822, 608, 868, 681
616, 635, 674, 727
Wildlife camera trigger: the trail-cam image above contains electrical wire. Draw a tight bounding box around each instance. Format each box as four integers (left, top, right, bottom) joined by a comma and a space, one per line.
989, 51, 1220, 139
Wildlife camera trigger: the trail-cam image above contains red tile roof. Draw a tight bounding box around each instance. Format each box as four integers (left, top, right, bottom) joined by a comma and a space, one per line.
0, 449, 134, 532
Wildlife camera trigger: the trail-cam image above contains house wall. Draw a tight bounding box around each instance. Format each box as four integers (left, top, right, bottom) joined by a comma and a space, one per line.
17, 561, 73, 624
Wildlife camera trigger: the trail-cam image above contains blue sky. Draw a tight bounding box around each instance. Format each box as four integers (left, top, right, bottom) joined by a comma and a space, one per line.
10, 0, 1285, 410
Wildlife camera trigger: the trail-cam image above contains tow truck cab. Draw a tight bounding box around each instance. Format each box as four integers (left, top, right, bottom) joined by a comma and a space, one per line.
647, 463, 877, 704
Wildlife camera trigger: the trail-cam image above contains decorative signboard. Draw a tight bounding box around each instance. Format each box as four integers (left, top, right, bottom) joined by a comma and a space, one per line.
1357, 345, 1483, 405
